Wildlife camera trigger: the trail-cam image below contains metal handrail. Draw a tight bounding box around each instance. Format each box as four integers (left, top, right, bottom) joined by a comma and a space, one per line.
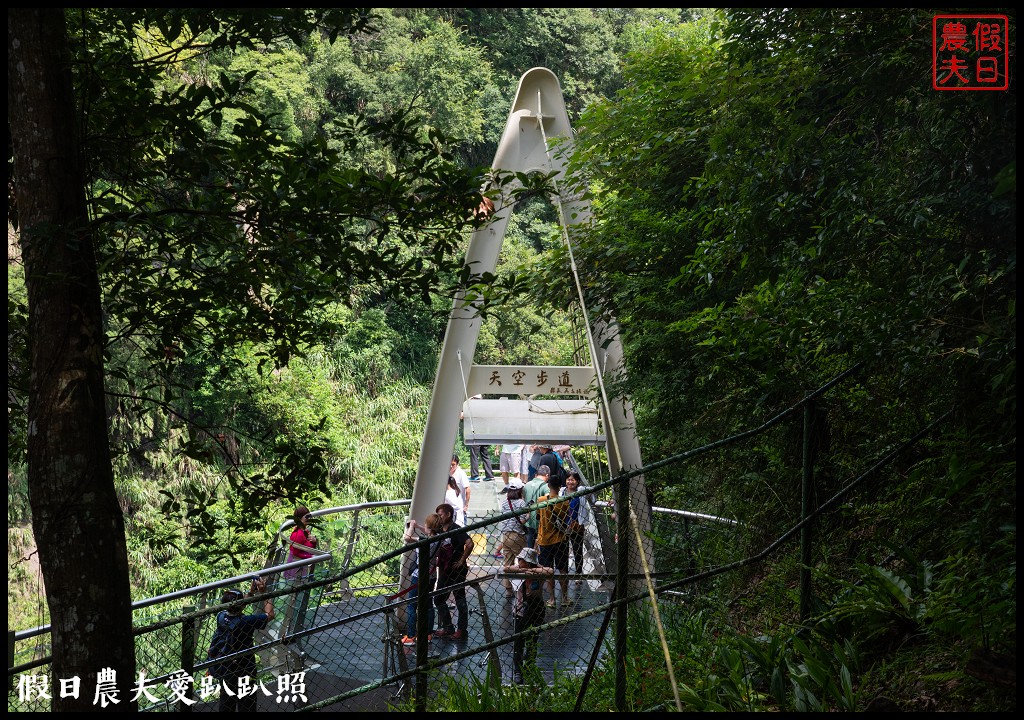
13, 501, 412, 644
10, 555, 329, 643
272, 499, 412, 538
593, 501, 739, 527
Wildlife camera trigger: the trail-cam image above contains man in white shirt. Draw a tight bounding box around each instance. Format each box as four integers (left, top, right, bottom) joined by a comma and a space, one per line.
449, 454, 471, 521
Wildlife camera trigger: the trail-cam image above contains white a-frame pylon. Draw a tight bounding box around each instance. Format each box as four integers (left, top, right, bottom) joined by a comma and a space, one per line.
409, 68, 650, 537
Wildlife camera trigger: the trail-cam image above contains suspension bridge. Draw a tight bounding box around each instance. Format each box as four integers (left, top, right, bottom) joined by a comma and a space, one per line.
8, 68, 741, 712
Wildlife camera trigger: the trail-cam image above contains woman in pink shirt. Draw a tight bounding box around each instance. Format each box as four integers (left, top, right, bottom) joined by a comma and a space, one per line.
280, 505, 320, 646
284, 505, 319, 580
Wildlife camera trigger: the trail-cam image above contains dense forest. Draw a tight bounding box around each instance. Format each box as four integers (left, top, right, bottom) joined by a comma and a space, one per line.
8, 8, 1015, 711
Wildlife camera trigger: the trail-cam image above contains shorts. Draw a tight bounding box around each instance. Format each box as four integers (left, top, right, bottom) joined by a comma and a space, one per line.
500, 450, 522, 474
537, 541, 569, 572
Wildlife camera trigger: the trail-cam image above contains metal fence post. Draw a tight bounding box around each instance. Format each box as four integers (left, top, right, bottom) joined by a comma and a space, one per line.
614, 476, 629, 711
7, 630, 14, 693
800, 399, 815, 622
415, 540, 429, 711
180, 604, 196, 712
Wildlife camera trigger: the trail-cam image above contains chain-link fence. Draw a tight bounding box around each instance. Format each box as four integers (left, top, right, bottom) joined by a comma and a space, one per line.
13, 365, 936, 712
9, 485, 748, 712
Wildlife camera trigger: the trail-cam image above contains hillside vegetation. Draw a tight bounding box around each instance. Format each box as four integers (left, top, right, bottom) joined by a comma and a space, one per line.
8, 8, 1014, 711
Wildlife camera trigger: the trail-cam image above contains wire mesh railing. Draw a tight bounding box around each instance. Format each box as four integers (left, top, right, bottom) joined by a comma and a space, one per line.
12, 366, 938, 712
8, 490, 744, 711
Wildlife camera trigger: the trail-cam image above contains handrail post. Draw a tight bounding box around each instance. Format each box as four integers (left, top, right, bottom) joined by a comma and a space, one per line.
614, 474, 628, 711
800, 399, 815, 622
414, 540, 429, 711
180, 604, 196, 712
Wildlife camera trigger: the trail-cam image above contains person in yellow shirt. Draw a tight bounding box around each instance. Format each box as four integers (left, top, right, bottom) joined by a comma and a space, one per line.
535, 473, 572, 608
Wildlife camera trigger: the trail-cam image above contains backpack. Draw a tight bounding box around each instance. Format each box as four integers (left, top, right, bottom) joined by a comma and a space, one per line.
541, 495, 572, 534
207, 611, 247, 679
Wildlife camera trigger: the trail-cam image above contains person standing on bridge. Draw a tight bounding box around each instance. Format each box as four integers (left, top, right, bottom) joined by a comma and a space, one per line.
432, 502, 474, 641
526, 444, 543, 480
561, 470, 591, 586
280, 505, 320, 647
445, 474, 471, 527
536, 473, 572, 608
400, 513, 444, 646
448, 454, 471, 524
283, 505, 319, 580
497, 479, 529, 596
523, 464, 551, 553
209, 578, 275, 712
534, 443, 567, 484
498, 442, 524, 493
461, 396, 495, 483
510, 546, 554, 685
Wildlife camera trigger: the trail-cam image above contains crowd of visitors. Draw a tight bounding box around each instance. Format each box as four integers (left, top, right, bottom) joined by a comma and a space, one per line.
393, 441, 596, 685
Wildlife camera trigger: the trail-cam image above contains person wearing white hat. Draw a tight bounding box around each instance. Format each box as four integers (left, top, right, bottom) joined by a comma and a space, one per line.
511, 545, 554, 684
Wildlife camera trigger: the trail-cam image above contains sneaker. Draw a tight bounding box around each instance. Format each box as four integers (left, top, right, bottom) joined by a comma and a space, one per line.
451, 629, 466, 640
493, 551, 503, 558
498, 486, 508, 494
433, 628, 454, 638
400, 635, 420, 646
482, 475, 495, 482
469, 475, 481, 483
562, 598, 575, 607
545, 599, 556, 609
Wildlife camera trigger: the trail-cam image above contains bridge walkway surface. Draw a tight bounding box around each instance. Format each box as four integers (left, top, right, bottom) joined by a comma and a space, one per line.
321, 477, 607, 708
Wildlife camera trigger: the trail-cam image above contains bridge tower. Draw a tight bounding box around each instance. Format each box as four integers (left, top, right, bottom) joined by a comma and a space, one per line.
409, 68, 652, 563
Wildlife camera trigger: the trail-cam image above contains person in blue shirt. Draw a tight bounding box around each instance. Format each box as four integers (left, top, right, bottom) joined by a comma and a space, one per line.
561, 470, 591, 585
401, 513, 443, 646
210, 578, 275, 712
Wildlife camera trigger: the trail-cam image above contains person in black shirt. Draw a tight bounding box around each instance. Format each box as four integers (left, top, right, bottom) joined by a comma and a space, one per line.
534, 444, 566, 483
210, 579, 275, 712
511, 546, 554, 684
432, 502, 475, 640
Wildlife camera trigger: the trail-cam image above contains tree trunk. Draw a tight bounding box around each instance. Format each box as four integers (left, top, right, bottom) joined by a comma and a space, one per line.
8, 9, 137, 711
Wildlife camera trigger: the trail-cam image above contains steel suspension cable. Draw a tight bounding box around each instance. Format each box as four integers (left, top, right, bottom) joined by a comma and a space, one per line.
538, 116, 683, 712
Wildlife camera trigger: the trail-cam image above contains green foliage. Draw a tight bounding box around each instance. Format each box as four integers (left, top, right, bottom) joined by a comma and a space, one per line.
32, 7, 492, 536
7, 525, 48, 629
572, 7, 1015, 467
407, 660, 593, 712
7, 465, 30, 526
7, 9, 1013, 713
821, 563, 934, 642
438, 9, 620, 121
564, 9, 1014, 713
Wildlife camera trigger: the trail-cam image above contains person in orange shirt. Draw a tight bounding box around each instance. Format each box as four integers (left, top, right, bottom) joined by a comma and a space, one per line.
535, 474, 572, 608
